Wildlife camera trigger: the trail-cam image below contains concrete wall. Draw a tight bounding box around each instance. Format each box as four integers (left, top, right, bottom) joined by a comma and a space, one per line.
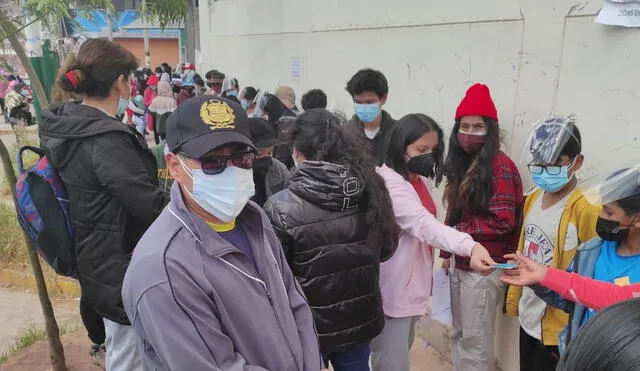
199, 1, 640, 370
115, 38, 180, 69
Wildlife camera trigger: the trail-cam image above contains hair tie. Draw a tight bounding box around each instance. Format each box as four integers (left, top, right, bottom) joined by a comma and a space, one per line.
66, 70, 78, 89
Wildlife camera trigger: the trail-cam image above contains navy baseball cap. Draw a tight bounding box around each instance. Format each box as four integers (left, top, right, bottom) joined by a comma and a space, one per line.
166, 96, 255, 158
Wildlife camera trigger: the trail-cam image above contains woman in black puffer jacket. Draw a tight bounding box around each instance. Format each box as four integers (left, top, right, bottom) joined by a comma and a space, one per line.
264, 109, 399, 370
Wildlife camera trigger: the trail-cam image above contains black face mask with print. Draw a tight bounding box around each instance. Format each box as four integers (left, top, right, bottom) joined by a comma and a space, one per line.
596, 216, 637, 242
407, 153, 436, 178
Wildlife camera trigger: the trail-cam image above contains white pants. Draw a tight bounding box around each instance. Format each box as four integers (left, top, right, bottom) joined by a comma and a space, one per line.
370, 315, 420, 371
104, 318, 144, 371
450, 269, 504, 371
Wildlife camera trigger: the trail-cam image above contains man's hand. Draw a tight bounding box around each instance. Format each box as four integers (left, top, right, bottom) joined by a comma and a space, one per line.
469, 243, 497, 275
499, 252, 548, 286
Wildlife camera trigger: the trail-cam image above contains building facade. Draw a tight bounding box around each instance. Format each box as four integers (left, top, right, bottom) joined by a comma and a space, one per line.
198, 1, 640, 369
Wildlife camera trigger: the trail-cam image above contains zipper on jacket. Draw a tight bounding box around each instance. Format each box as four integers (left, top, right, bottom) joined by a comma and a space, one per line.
565, 249, 581, 347
261, 234, 302, 369
541, 206, 569, 345
171, 206, 307, 368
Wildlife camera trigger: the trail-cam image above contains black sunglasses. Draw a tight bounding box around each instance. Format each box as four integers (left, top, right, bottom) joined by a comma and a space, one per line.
198, 150, 256, 175
207, 82, 222, 88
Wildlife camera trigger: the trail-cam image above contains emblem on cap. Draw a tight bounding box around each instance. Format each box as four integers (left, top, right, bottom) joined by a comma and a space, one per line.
199, 99, 235, 129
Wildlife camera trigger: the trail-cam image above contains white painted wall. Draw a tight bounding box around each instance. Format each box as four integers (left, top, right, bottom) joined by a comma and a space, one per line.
199, 1, 640, 370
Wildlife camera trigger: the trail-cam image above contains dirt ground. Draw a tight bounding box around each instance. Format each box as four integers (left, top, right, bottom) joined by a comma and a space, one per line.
0, 284, 452, 370
0, 286, 80, 355
0, 331, 450, 371
0, 331, 101, 371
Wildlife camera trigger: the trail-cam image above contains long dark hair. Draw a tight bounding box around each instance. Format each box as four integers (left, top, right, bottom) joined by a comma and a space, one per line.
442, 117, 501, 210
291, 109, 399, 250
558, 299, 640, 371
384, 113, 444, 186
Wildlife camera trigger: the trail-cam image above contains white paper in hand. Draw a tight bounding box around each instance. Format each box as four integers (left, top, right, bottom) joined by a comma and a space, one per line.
431, 268, 452, 326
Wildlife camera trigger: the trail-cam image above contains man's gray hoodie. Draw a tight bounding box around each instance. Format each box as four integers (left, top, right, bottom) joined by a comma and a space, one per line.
122, 183, 321, 370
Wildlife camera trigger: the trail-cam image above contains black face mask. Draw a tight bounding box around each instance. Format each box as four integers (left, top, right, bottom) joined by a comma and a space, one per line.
407, 153, 436, 178
596, 216, 637, 242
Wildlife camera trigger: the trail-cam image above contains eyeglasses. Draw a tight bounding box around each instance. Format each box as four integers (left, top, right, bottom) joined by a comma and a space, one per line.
198, 150, 256, 175
528, 160, 574, 176
207, 82, 222, 88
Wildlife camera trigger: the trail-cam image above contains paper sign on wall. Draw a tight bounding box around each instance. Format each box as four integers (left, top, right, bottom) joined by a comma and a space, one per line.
596, 0, 640, 27
291, 57, 302, 82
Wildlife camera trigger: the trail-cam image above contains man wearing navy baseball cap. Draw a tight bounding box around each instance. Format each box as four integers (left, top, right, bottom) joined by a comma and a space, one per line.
122, 96, 321, 370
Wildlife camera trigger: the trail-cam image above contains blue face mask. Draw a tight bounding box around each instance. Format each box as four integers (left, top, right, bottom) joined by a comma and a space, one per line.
178, 157, 255, 223
354, 103, 381, 124
531, 163, 574, 193
240, 99, 249, 110
227, 91, 238, 97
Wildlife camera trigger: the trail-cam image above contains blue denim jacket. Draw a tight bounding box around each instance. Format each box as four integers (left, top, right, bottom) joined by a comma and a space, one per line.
533, 237, 604, 353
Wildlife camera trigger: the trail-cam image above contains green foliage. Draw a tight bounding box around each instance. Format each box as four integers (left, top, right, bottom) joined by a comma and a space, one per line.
142, 0, 187, 29
22, 0, 188, 33
0, 202, 28, 270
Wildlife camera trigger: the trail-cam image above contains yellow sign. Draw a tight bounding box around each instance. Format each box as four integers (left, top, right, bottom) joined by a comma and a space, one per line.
200, 99, 235, 130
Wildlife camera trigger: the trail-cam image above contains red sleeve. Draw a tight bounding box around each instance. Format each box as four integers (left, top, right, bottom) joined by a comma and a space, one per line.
541, 267, 640, 311
455, 160, 522, 238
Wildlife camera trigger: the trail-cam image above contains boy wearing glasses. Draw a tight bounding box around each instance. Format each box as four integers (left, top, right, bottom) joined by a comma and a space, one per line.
122, 96, 321, 371
506, 117, 600, 371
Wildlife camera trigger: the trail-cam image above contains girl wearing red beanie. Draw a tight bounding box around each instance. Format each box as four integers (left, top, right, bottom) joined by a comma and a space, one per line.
440, 83, 524, 371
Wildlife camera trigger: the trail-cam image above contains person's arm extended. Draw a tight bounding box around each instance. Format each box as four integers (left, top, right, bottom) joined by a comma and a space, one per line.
93, 132, 168, 226
541, 267, 640, 311
378, 168, 475, 257
455, 163, 521, 239
134, 284, 270, 370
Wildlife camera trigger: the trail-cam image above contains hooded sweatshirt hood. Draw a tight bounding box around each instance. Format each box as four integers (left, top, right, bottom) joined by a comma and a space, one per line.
40, 102, 134, 168
149, 81, 177, 115
289, 161, 364, 212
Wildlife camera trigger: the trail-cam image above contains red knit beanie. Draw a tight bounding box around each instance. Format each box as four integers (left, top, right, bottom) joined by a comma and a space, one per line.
455, 83, 498, 122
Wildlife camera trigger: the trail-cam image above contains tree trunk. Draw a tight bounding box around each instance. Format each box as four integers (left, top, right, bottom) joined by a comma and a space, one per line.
143, 29, 151, 67
0, 8, 49, 111
0, 137, 67, 370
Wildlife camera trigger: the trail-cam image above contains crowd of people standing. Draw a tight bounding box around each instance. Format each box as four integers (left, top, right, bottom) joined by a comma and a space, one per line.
36, 37, 640, 371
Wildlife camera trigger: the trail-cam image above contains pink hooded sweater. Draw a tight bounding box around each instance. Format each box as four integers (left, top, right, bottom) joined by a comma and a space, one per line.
376, 165, 476, 318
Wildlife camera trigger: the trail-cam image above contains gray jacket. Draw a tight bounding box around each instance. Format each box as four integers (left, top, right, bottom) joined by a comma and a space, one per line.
122, 183, 321, 371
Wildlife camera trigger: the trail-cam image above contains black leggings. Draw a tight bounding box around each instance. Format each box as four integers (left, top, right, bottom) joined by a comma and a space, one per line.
80, 295, 105, 345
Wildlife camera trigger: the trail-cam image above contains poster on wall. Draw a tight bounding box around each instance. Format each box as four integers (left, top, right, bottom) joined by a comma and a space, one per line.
291, 56, 302, 82
596, 0, 640, 27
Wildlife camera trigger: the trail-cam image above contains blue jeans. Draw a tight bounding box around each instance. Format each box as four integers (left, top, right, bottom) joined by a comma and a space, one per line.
323, 342, 371, 371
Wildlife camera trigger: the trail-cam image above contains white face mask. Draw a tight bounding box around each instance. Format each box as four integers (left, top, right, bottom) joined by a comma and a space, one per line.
178, 157, 255, 223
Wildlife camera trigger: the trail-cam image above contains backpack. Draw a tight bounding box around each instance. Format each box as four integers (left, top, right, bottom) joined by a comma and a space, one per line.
15, 146, 78, 278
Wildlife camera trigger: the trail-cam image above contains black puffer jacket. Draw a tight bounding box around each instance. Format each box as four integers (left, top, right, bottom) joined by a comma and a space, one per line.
264, 161, 393, 355
40, 102, 169, 325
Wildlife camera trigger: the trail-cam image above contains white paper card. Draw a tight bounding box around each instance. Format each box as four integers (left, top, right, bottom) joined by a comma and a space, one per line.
596, 0, 640, 27
431, 268, 452, 326
291, 57, 302, 81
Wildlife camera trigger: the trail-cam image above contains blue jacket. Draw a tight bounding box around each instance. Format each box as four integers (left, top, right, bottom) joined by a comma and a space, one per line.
534, 237, 604, 353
